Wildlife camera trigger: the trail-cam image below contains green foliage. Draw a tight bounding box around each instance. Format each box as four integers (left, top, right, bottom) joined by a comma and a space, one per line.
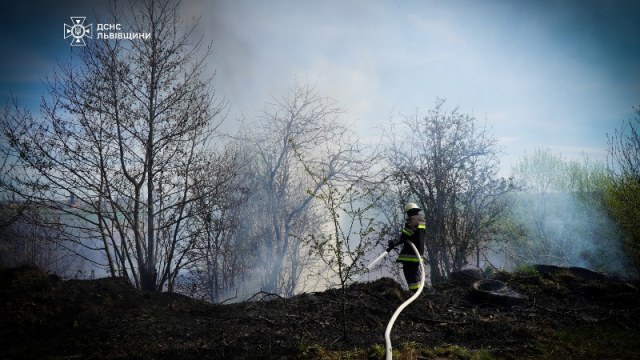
508, 148, 624, 274
514, 263, 538, 276
483, 265, 496, 278
605, 109, 640, 277
432, 345, 496, 360
604, 176, 640, 275
514, 148, 569, 192
368, 344, 386, 359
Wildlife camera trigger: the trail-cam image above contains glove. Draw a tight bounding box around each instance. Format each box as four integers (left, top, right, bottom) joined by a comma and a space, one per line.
386, 240, 396, 252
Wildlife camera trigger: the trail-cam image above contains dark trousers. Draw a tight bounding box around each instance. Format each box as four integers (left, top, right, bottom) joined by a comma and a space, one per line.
402, 262, 422, 292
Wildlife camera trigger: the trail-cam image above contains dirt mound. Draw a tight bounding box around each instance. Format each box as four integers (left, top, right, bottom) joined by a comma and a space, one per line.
1, 266, 639, 359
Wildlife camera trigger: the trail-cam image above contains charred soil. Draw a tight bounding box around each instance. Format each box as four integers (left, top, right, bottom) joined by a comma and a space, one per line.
1, 266, 639, 359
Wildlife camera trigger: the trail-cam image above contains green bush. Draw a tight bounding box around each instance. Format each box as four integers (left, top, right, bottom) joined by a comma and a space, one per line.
514, 263, 538, 276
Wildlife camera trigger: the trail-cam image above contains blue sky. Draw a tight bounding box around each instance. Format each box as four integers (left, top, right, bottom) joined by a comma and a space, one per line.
1, 0, 639, 176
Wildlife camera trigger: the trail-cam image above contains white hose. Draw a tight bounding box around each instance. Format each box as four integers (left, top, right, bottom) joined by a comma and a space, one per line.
352, 250, 389, 283
384, 241, 425, 360
366, 250, 389, 271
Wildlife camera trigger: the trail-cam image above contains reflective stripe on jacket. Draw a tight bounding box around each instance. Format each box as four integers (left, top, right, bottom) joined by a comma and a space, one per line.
396, 222, 426, 263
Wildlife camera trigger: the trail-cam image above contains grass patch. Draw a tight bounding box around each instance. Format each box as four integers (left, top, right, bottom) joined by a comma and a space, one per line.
514, 263, 538, 276
429, 344, 496, 360
298, 342, 496, 359
298, 324, 640, 360
535, 323, 640, 360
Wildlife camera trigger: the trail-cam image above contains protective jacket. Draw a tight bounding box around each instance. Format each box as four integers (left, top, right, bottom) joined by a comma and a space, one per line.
389, 216, 426, 262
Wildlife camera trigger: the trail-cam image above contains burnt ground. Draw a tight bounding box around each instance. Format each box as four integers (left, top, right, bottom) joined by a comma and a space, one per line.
1, 266, 639, 360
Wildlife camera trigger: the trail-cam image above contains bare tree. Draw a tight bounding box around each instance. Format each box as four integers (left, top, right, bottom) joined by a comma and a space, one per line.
241, 82, 361, 296
176, 144, 251, 302
291, 124, 382, 336
308, 178, 382, 338
0, 0, 224, 291
607, 107, 640, 181
386, 99, 509, 283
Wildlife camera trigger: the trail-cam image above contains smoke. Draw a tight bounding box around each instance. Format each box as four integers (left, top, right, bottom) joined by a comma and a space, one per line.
498, 190, 632, 277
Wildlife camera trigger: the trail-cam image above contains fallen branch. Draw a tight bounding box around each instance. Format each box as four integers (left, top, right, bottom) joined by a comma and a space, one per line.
219, 288, 238, 304
245, 290, 285, 303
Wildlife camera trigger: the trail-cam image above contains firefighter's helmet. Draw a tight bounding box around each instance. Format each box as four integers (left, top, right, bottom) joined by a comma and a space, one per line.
404, 203, 420, 213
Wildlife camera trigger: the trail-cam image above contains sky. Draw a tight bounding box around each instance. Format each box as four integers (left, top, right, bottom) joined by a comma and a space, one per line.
1, 0, 639, 176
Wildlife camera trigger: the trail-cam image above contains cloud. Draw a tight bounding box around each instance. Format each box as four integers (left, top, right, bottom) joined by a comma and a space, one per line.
404, 13, 468, 65
544, 145, 608, 162
497, 136, 520, 145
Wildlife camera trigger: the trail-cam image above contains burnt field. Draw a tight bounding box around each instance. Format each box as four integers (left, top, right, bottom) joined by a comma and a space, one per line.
1, 265, 639, 359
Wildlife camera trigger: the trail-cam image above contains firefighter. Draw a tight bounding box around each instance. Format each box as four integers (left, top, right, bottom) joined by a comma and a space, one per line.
386, 203, 426, 292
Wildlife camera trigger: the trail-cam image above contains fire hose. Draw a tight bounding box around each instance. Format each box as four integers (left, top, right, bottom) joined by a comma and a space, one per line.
352, 250, 389, 283
384, 241, 425, 360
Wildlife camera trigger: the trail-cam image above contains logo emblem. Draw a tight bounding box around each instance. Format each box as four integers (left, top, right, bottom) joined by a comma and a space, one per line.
64, 17, 92, 46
